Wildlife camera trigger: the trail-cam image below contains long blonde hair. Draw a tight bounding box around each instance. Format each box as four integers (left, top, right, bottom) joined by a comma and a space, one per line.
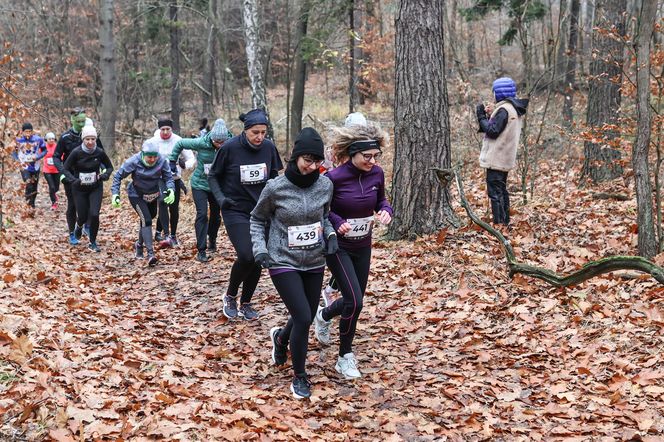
329, 123, 389, 165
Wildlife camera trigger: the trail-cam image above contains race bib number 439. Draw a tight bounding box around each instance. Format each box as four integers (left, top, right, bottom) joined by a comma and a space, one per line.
345, 216, 374, 239
240, 163, 267, 184
288, 222, 322, 250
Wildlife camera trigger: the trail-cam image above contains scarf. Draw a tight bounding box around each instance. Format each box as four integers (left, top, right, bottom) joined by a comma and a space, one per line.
284, 160, 319, 188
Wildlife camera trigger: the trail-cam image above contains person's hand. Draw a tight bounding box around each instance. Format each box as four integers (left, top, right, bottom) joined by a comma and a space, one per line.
255, 253, 271, 269
485, 103, 494, 115
476, 104, 487, 120
325, 234, 338, 255
164, 188, 175, 205
376, 210, 392, 225
338, 222, 352, 236
111, 194, 121, 208
221, 197, 237, 209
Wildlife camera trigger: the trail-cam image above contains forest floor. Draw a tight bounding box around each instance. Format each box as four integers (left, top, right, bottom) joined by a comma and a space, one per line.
1, 154, 663, 440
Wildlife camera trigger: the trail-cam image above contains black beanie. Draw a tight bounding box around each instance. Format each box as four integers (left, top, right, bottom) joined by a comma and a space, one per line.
158, 118, 173, 129
291, 127, 324, 160
239, 108, 269, 130
22, 122, 33, 131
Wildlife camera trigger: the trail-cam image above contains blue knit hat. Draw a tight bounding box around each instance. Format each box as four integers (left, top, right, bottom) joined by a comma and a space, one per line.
239, 109, 269, 130
209, 118, 229, 141
492, 77, 517, 102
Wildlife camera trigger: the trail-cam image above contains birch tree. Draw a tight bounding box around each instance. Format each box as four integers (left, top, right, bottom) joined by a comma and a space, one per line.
243, 0, 269, 112
99, 0, 117, 155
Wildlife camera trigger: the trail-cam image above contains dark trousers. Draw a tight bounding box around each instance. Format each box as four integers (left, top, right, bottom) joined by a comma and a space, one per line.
44, 173, 60, 204
64, 183, 77, 232
129, 196, 159, 252
225, 222, 262, 304
192, 188, 221, 252
486, 168, 510, 225
156, 182, 181, 236
272, 271, 324, 376
72, 185, 103, 243
20, 170, 40, 207
322, 247, 371, 356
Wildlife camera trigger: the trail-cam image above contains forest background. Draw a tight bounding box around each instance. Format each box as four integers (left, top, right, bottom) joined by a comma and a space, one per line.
1, 0, 664, 440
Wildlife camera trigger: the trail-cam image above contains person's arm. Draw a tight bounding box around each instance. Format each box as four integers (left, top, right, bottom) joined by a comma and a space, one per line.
35, 138, 47, 161
207, 147, 233, 208
53, 136, 66, 173
161, 159, 175, 191
269, 145, 284, 179
111, 157, 135, 196
249, 183, 275, 259
62, 149, 79, 183
98, 151, 114, 181
477, 107, 508, 139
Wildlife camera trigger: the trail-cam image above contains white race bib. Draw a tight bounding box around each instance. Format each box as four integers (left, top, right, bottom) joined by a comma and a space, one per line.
240, 163, 267, 184
143, 192, 160, 202
46, 157, 54, 166
345, 216, 374, 239
203, 163, 212, 176
288, 222, 322, 250
79, 172, 97, 185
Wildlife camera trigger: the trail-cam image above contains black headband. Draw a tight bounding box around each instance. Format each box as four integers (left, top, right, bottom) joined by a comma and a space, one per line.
348, 139, 380, 156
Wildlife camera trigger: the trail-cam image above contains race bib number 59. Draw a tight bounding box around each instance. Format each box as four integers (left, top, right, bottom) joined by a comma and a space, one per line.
240, 163, 267, 184
288, 222, 322, 250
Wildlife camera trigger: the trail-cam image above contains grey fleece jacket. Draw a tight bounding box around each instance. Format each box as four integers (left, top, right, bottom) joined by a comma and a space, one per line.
250, 174, 334, 271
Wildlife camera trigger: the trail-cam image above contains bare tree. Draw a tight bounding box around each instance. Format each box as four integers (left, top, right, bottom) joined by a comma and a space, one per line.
389, 0, 456, 239
170, 1, 182, 133
99, 0, 117, 155
562, 0, 580, 128
289, 0, 312, 151
243, 0, 268, 111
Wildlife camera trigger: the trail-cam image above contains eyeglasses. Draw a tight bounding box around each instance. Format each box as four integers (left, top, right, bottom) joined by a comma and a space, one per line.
301, 156, 323, 167
360, 152, 381, 161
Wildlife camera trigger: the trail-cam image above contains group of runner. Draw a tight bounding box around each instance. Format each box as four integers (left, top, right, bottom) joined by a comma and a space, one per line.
13, 107, 393, 399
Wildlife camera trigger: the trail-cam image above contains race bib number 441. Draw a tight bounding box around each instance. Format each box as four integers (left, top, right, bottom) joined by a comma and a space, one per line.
288, 222, 322, 250
345, 216, 374, 239
240, 163, 267, 184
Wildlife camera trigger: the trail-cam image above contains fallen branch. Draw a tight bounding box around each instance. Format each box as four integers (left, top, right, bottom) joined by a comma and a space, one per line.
434, 167, 664, 286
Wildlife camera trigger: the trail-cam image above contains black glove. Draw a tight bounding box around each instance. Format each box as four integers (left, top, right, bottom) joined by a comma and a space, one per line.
221, 197, 237, 209
325, 234, 338, 255
98, 173, 109, 182
255, 253, 271, 269
169, 160, 178, 174
71, 178, 81, 186
178, 179, 188, 195
476, 104, 487, 121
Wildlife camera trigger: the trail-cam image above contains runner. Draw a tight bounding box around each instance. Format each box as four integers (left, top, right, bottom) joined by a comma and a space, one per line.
53, 107, 104, 245
152, 117, 195, 247
111, 140, 175, 266
13, 122, 46, 209
313, 122, 392, 379
251, 127, 336, 399
208, 108, 283, 320
61, 121, 114, 252
170, 118, 231, 262
42, 132, 62, 210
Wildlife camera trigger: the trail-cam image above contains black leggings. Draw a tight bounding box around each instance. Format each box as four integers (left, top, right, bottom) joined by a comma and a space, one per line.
64, 183, 77, 233
486, 168, 510, 225
129, 196, 158, 229
225, 222, 262, 304
156, 182, 181, 236
73, 185, 103, 243
322, 246, 372, 356
44, 173, 60, 204
272, 271, 323, 376
192, 188, 221, 252
20, 170, 39, 207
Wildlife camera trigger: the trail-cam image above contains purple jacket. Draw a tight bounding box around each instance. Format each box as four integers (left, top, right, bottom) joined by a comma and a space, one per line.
327, 161, 393, 250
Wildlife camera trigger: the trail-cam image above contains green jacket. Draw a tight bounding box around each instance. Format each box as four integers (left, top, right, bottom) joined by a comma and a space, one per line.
170, 134, 219, 192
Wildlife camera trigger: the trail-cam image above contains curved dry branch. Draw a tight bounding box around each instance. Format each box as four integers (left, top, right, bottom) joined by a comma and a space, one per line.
434, 167, 664, 286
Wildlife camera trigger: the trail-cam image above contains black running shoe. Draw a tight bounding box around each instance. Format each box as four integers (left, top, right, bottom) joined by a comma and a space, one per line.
147, 253, 158, 266
270, 327, 287, 366
290, 374, 312, 399
196, 251, 209, 262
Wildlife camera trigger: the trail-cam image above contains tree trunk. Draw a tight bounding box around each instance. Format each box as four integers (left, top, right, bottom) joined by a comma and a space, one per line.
562, 0, 580, 127
580, 0, 626, 184
633, 0, 658, 258
349, 0, 360, 113
553, 0, 569, 91
389, 0, 457, 239
289, 0, 311, 153
202, 0, 218, 117
242, 0, 272, 137
170, 1, 182, 133
99, 0, 117, 156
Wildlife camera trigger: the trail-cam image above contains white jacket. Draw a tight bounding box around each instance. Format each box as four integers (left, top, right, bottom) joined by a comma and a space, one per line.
151, 130, 196, 178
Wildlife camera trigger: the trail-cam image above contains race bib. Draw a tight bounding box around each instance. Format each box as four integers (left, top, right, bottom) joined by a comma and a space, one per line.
79, 172, 97, 185
203, 163, 212, 175
46, 157, 54, 166
142, 192, 160, 202
345, 216, 374, 239
240, 163, 267, 184
288, 222, 322, 250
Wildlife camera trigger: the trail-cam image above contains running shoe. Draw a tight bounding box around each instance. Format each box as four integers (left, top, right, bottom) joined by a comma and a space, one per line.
154, 231, 164, 242
69, 232, 79, 246
196, 251, 209, 262
74, 225, 83, 240
88, 242, 101, 253
223, 295, 238, 319
314, 306, 331, 345
208, 240, 217, 253
147, 253, 158, 267
134, 242, 144, 259
270, 327, 288, 366
335, 353, 362, 379
82, 225, 90, 238
238, 303, 259, 320
159, 237, 175, 249
169, 235, 179, 247
290, 374, 312, 399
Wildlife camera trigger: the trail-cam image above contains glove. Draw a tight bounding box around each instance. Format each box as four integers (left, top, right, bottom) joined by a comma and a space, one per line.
221, 197, 237, 210
255, 253, 271, 269
111, 194, 121, 208
169, 160, 178, 174
178, 179, 188, 195
325, 234, 338, 255
59, 174, 66, 183
476, 104, 487, 121
164, 188, 175, 205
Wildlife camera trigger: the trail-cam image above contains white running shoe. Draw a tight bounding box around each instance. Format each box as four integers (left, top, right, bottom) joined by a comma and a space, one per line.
321, 285, 336, 307
335, 352, 362, 379
314, 306, 331, 345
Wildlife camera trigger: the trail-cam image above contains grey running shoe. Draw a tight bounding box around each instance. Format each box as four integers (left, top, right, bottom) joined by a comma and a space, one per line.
196, 251, 209, 262
147, 253, 158, 267
314, 306, 331, 345
238, 303, 259, 320
270, 327, 288, 366
335, 352, 362, 379
223, 295, 238, 319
